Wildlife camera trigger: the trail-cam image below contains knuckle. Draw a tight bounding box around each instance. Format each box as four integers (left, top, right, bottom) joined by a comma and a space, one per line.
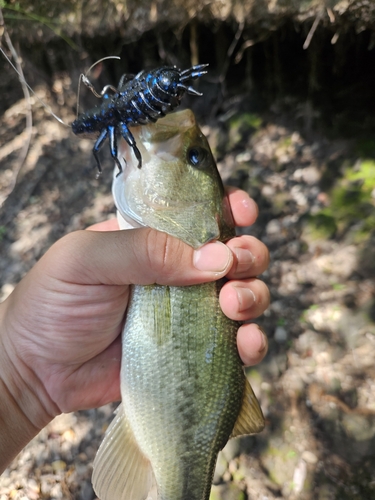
145, 229, 169, 273
144, 229, 184, 282
248, 236, 270, 274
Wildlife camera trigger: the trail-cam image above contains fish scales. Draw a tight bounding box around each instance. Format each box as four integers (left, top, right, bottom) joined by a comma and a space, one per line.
92, 109, 264, 500
122, 281, 244, 500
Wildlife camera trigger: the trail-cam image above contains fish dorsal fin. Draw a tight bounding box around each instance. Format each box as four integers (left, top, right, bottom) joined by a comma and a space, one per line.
92, 403, 156, 500
231, 378, 265, 438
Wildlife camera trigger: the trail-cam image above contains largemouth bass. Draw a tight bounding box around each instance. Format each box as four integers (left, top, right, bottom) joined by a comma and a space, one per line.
92, 109, 264, 500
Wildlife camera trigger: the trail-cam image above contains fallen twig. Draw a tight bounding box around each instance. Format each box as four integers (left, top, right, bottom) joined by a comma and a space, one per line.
0, 7, 33, 207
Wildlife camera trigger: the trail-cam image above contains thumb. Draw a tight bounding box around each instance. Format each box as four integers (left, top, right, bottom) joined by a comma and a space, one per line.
42, 228, 234, 287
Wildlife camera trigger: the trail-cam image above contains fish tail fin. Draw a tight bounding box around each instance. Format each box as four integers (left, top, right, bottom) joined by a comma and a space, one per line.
230, 377, 265, 438
92, 403, 156, 500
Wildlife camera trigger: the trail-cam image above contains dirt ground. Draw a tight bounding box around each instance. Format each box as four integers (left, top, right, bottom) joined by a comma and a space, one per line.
0, 66, 375, 500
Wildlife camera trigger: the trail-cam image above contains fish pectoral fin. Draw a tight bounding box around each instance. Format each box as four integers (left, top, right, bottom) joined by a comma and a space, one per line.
230, 378, 265, 438
92, 402, 155, 500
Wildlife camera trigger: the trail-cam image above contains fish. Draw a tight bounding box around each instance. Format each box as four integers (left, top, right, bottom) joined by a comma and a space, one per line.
91, 109, 264, 500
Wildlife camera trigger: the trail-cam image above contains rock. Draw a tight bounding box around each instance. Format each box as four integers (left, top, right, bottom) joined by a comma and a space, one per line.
270, 300, 286, 313
342, 414, 375, 442
274, 325, 288, 343
261, 441, 299, 489
0, 283, 15, 301
261, 184, 275, 198
213, 452, 228, 484
265, 219, 282, 235
210, 483, 246, 500
302, 450, 318, 464
80, 480, 95, 500
314, 245, 357, 280
290, 185, 308, 207
221, 439, 242, 462
51, 460, 67, 472
235, 151, 251, 163
292, 166, 321, 184
23, 479, 40, 500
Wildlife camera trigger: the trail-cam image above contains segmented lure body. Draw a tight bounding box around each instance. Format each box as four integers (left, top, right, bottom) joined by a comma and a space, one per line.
71, 64, 208, 175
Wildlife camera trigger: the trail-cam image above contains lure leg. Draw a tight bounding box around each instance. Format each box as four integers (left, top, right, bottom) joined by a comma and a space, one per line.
117, 70, 145, 90
81, 75, 117, 99
92, 128, 109, 176
118, 73, 135, 88
120, 122, 142, 169
108, 125, 123, 174
100, 85, 118, 97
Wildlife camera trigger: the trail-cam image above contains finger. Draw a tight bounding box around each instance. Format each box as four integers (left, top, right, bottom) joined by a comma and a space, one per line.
86, 218, 119, 231
237, 324, 268, 366
226, 235, 270, 280
43, 228, 234, 287
226, 187, 258, 227
219, 278, 270, 321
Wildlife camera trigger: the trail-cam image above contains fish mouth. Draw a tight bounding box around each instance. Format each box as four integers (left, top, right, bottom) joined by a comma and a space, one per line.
141, 187, 208, 209
113, 168, 216, 220
113, 169, 221, 247
112, 169, 145, 228
112, 109, 225, 247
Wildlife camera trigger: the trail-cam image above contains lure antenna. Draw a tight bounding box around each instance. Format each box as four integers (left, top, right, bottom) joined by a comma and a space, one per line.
76, 56, 121, 117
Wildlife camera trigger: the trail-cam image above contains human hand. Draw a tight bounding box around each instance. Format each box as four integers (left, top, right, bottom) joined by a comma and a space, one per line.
0, 188, 269, 468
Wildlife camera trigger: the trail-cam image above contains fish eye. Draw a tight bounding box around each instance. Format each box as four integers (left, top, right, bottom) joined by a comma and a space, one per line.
187, 147, 207, 168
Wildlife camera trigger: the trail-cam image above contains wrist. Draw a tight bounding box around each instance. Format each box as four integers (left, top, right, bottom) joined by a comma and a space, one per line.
0, 299, 56, 472
0, 377, 41, 473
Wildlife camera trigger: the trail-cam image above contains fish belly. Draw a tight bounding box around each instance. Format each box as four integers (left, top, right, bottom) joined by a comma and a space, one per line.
121, 281, 245, 500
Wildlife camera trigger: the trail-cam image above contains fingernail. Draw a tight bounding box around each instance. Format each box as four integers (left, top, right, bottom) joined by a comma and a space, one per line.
236, 285, 256, 312
234, 247, 255, 273
257, 325, 268, 353
193, 242, 232, 273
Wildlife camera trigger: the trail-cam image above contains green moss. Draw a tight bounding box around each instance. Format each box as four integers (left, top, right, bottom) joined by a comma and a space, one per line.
232, 468, 246, 482
272, 191, 291, 213
265, 445, 299, 485
209, 488, 221, 500
278, 136, 292, 148
331, 282, 346, 291
300, 303, 319, 323
346, 160, 375, 190
286, 450, 297, 459
245, 368, 262, 385
209, 484, 246, 500
228, 113, 263, 149
307, 211, 337, 239
229, 113, 262, 131
306, 158, 375, 241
